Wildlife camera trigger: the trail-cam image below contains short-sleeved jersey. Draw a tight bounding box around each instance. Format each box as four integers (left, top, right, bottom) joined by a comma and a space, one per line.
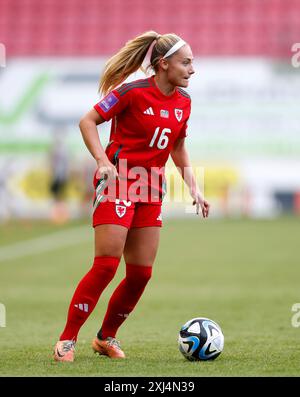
94, 76, 191, 203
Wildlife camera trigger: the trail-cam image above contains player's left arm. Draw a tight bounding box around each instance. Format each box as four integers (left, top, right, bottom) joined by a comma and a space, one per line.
171, 138, 210, 218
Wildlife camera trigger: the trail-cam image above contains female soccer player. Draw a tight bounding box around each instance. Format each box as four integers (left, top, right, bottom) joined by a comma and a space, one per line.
54, 31, 210, 361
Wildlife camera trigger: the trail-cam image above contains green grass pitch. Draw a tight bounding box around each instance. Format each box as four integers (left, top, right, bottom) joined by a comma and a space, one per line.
0, 216, 299, 376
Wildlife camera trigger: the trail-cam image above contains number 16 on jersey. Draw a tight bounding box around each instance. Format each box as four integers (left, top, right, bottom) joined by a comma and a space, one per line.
149, 127, 171, 150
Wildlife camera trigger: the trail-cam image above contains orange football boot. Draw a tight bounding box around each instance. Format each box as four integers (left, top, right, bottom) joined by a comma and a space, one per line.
92, 336, 125, 359
54, 340, 75, 362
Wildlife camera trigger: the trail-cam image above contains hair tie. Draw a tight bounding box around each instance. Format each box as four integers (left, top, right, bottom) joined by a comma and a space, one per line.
141, 38, 157, 75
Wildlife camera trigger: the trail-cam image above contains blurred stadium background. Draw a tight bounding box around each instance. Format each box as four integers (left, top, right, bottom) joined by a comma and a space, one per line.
1, 0, 300, 223
1, 0, 300, 377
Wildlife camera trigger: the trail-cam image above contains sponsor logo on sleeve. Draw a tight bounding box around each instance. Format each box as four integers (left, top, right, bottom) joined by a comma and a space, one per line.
99, 92, 119, 113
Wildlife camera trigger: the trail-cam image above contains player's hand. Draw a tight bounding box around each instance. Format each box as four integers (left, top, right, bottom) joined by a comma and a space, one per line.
96, 157, 118, 182
190, 189, 210, 218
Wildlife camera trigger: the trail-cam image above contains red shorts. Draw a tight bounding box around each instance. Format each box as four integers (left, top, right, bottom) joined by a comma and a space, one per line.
93, 200, 162, 229
92, 172, 163, 229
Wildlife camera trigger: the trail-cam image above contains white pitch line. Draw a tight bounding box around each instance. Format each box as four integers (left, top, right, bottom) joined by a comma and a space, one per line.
0, 225, 92, 263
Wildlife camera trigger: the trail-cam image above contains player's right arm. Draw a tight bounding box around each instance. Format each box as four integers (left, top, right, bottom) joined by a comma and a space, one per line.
79, 108, 118, 181
83, 85, 132, 180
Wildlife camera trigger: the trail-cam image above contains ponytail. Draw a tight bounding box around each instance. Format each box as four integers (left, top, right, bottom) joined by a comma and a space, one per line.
99, 31, 184, 95
99, 31, 159, 95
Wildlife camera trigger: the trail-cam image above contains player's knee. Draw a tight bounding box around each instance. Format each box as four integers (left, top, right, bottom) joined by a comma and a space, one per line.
95, 243, 124, 258
126, 264, 152, 288
92, 256, 120, 280
95, 235, 126, 258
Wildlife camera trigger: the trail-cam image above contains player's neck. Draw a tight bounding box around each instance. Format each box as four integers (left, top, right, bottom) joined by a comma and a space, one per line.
153, 75, 176, 97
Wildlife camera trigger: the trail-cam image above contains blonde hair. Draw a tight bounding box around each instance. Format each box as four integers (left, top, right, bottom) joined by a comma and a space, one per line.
99, 31, 183, 95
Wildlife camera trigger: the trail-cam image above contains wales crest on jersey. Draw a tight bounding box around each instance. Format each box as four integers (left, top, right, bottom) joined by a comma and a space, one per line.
174, 108, 183, 122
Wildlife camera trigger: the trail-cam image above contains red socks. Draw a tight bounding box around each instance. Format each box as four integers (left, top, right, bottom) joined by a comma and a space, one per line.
59, 259, 152, 342
99, 263, 152, 339
60, 256, 120, 341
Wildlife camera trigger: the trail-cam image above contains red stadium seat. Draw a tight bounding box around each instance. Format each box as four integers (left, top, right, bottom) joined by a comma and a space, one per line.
0, 0, 299, 58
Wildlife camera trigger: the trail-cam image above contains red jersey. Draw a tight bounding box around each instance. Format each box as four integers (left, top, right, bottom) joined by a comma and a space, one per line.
93, 76, 191, 203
